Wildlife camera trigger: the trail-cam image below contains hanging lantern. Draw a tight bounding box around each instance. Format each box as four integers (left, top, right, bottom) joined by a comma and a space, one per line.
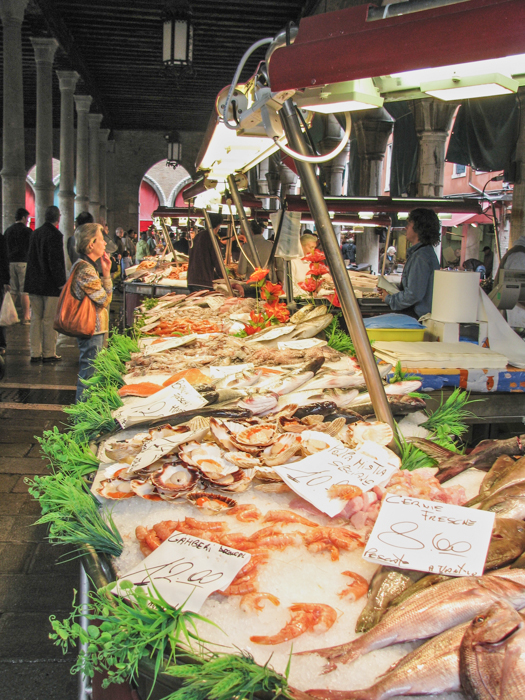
162, 0, 194, 74
165, 131, 182, 169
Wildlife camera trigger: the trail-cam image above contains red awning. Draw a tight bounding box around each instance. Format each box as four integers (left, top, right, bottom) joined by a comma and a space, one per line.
269, 0, 525, 93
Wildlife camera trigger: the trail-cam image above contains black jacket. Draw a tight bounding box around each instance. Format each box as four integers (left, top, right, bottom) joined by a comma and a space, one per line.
4, 221, 33, 263
0, 233, 10, 286
24, 222, 66, 297
187, 229, 221, 289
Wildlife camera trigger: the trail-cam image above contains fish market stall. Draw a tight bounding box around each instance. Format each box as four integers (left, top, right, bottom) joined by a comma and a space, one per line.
29, 283, 525, 700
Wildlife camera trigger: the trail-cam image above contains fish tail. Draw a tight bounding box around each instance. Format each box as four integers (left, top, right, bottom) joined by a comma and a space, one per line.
464, 494, 483, 507
355, 606, 384, 633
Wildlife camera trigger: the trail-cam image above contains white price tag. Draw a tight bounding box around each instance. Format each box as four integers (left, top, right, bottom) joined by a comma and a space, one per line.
363, 496, 495, 577
114, 532, 251, 612
245, 326, 296, 343
209, 363, 254, 379
113, 378, 206, 429
143, 334, 197, 356
274, 440, 400, 517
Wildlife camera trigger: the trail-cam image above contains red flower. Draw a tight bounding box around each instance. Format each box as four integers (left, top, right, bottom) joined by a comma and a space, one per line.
243, 323, 260, 336
261, 281, 283, 303
298, 278, 320, 293
249, 310, 265, 325
265, 302, 290, 323
302, 249, 326, 264
308, 263, 330, 277
327, 292, 341, 308
247, 268, 269, 284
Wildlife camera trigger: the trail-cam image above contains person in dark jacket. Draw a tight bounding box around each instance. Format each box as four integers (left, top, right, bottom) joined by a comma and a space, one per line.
24, 205, 66, 363
0, 231, 11, 357
4, 207, 32, 323
68, 211, 93, 266
379, 208, 441, 319
187, 214, 224, 293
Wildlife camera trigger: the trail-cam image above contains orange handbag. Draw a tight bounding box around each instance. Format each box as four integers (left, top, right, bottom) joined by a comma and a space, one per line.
53, 269, 96, 338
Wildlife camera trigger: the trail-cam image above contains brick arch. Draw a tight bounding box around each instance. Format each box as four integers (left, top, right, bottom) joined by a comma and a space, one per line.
169, 175, 193, 207
142, 174, 165, 206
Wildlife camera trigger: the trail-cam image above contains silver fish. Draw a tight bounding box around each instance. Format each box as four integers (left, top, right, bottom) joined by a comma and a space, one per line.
301, 370, 361, 393
298, 569, 525, 672
384, 380, 422, 395
292, 313, 333, 339
237, 394, 279, 415
306, 388, 360, 408
290, 304, 316, 325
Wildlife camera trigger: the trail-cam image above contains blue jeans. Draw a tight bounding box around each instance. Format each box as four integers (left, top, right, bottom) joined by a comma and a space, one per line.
76, 333, 105, 402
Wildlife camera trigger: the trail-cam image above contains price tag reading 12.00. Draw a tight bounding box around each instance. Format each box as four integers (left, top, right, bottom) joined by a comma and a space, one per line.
363, 496, 495, 577
114, 533, 251, 612
273, 437, 400, 517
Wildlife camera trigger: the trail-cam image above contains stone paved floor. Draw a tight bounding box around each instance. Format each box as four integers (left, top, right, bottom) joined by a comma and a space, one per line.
0, 322, 80, 700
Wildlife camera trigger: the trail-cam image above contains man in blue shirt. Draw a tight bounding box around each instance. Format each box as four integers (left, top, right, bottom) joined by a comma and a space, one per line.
379, 208, 440, 319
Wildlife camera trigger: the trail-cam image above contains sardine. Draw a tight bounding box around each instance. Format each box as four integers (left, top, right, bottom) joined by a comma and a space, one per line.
412, 435, 525, 483
298, 569, 525, 672
355, 567, 425, 633
460, 600, 525, 700
307, 621, 469, 700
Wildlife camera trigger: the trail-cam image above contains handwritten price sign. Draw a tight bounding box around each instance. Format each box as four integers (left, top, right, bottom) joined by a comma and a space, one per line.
113, 378, 207, 429
363, 495, 495, 577
274, 438, 400, 517
114, 532, 251, 612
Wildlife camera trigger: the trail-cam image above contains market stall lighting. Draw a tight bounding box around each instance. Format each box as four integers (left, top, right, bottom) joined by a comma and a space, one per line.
165, 131, 182, 169
421, 73, 518, 101
162, 0, 194, 74
295, 79, 383, 114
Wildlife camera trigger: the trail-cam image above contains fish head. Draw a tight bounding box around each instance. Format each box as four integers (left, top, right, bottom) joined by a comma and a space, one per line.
469, 600, 523, 647
302, 356, 325, 375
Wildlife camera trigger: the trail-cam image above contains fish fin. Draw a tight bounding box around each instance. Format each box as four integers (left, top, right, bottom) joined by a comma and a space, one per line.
408, 438, 457, 462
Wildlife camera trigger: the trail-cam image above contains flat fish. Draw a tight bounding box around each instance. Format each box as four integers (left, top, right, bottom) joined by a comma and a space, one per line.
307, 621, 468, 700
460, 600, 525, 700
298, 569, 525, 672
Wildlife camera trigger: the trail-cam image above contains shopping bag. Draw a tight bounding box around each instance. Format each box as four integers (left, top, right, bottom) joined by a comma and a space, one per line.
53, 270, 96, 338
0, 293, 19, 326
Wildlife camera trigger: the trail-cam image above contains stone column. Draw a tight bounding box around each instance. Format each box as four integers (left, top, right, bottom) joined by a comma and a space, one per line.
257, 159, 271, 210
106, 140, 116, 234
88, 113, 103, 221
98, 128, 110, 224
57, 71, 79, 268
410, 98, 457, 197
0, 0, 29, 233
31, 37, 58, 227
353, 108, 394, 273
320, 114, 350, 196
74, 95, 92, 215
510, 87, 525, 246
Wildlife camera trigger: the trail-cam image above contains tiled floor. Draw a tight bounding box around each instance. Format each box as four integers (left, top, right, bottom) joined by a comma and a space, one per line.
0, 323, 83, 700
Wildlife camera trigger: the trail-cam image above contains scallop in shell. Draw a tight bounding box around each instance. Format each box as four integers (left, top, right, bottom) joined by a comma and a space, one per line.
150, 463, 199, 496
254, 466, 284, 482
313, 417, 347, 437
104, 441, 142, 464
204, 468, 255, 493
224, 451, 261, 469
261, 433, 302, 466
186, 492, 237, 513
180, 442, 237, 477
346, 420, 394, 446
149, 424, 192, 441
232, 424, 277, 448
129, 480, 163, 501
97, 478, 135, 499
188, 415, 210, 432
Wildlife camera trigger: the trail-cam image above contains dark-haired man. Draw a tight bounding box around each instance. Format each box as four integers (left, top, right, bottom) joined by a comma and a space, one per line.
379, 208, 441, 319
24, 205, 66, 362
4, 207, 32, 323
187, 213, 225, 293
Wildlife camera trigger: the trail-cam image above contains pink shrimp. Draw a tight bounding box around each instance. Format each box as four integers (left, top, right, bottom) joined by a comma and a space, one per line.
183, 517, 227, 531
219, 579, 259, 597
291, 603, 338, 633
307, 541, 340, 561
248, 525, 283, 541
263, 510, 320, 528
228, 504, 262, 522
326, 484, 363, 501
337, 571, 368, 601
135, 526, 161, 556
152, 520, 180, 542
219, 533, 251, 550
252, 533, 299, 550
240, 592, 280, 613
250, 603, 337, 645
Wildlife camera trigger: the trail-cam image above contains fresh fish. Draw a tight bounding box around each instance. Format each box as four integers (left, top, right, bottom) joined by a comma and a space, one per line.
290, 304, 316, 325
294, 401, 338, 419
293, 304, 328, 325
314, 388, 360, 408
292, 313, 333, 339
298, 569, 525, 672
479, 484, 525, 519
350, 395, 427, 419
477, 454, 517, 500
323, 411, 361, 425
237, 394, 279, 415
378, 363, 393, 379
300, 371, 360, 393
412, 434, 525, 483
460, 600, 525, 700
355, 567, 426, 633
468, 455, 525, 507
307, 621, 469, 700
255, 358, 325, 396
384, 380, 422, 395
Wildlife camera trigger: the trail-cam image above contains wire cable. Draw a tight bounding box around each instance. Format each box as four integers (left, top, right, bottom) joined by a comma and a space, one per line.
274, 111, 352, 163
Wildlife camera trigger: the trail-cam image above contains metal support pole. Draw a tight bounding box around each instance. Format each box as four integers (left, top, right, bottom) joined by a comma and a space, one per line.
227, 174, 262, 269
381, 225, 392, 276
202, 209, 234, 296
284, 260, 296, 308
225, 216, 234, 266
267, 204, 285, 281
79, 564, 93, 700
280, 99, 394, 432
491, 202, 502, 262
158, 218, 177, 259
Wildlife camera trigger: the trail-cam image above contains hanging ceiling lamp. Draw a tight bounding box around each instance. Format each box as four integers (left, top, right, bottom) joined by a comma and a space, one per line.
165, 131, 182, 169
162, 0, 195, 77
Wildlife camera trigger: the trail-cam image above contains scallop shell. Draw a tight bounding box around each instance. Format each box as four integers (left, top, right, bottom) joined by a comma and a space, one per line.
97, 478, 135, 499
233, 424, 277, 448
186, 492, 237, 512
261, 434, 303, 466
301, 437, 334, 456
346, 421, 394, 446
204, 468, 255, 493
104, 441, 142, 464
209, 418, 239, 451
313, 417, 347, 437
149, 424, 192, 440
130, 480, 163, 501
254, 466, 284, 482
188, 416, 210, 432
150, 463, 199, 495
182, 443, 238, 477
224, 451, 262, 469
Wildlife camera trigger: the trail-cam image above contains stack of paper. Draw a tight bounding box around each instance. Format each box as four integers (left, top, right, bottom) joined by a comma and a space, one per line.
373, 341, 509, 369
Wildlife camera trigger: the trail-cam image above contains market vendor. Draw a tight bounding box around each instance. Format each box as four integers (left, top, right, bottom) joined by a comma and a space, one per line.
378, 208, 440, 319
292, 232, 324, 296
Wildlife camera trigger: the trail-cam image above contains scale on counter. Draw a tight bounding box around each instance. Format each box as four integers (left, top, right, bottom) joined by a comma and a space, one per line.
489, 269, 525, 310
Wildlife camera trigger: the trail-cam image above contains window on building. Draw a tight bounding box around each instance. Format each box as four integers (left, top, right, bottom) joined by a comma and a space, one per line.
384, 142, 392, 193
452, 163, 467, 178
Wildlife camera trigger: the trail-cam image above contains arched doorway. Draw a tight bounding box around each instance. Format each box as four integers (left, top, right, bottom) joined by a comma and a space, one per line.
139, 160, 191, 230
26, 159, 61, 229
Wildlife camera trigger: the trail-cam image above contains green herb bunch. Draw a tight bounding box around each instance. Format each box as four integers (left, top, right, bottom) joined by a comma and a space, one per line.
389, 361, 421, 384
107, 330, 139, 363
164, 649, 292, 700
50, 582, 216, 688
27, 473, 123, 557
143, 297, 160, 311
64, 396, 118, 443
326, 315, 357, 357
38, 427, 100, 477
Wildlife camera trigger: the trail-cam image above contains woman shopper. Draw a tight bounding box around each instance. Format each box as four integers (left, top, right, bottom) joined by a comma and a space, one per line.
72, 223, 113, 402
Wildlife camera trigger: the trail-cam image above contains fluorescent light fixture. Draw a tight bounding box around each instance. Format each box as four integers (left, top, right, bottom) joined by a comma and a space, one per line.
437, 213, 452, 220
421, 73, 518, 101
359, 211, 374, 219
392, 54, 525, 85
296, 79, 383, 114
397, 212, 409, 220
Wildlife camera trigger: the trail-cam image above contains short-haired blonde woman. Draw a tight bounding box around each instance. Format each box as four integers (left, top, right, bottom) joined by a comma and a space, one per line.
72, 223, 113, 401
